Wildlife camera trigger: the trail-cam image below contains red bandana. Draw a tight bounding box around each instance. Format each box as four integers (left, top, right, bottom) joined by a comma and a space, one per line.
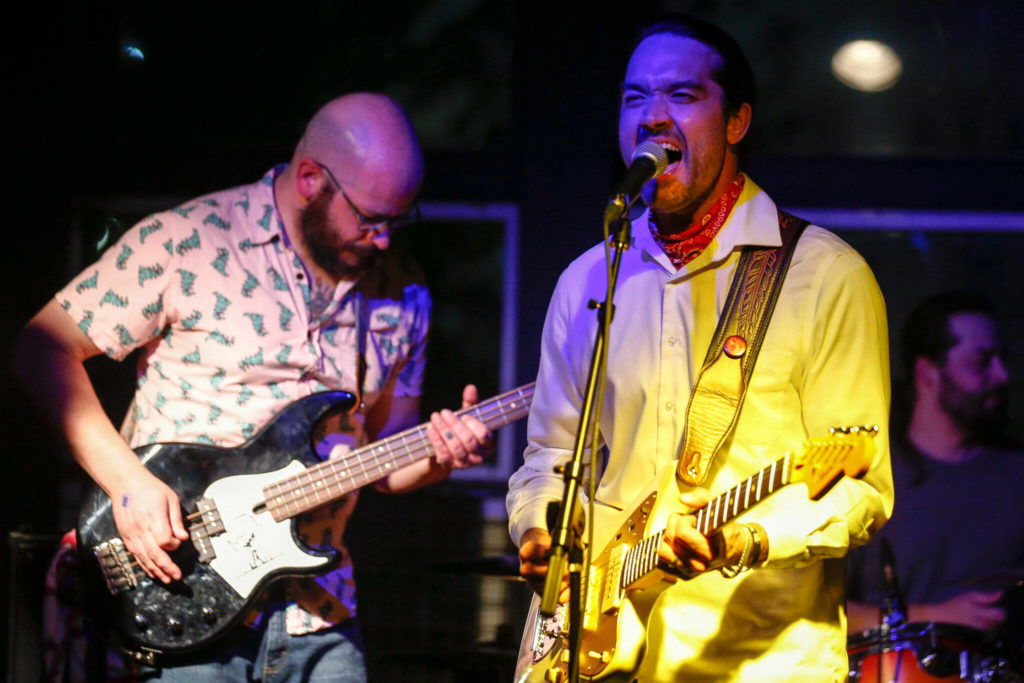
649, 175, 745, 269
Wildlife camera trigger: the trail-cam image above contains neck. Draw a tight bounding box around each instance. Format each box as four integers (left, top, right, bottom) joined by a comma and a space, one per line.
651, 168, 743, 237
907, 403, 977, 463
650, 210, 694, 236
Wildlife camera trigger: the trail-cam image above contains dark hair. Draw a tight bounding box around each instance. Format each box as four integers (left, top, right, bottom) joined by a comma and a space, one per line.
894, 290, 998, 483
900, 290, 994, 383
631, 15, 757, 116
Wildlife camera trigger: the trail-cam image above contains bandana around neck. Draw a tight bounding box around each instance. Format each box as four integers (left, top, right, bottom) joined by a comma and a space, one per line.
648, 174, 745, 269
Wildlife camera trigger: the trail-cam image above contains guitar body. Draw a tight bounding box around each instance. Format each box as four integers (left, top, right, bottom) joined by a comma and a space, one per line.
518, 466, 681, 682
515, 428, 875, 682
76, 391, 355, 660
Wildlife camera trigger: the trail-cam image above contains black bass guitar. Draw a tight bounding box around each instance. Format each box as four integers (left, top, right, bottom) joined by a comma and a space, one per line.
77, 384, 534, 662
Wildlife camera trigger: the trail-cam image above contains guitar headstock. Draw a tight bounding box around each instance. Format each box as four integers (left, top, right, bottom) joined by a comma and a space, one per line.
790, 425, 878, 499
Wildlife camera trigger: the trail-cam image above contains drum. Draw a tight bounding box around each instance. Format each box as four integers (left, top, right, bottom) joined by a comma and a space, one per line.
848, 621, 1007, 682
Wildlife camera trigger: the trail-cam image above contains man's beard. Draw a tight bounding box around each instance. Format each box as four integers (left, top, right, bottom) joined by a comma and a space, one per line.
938, 369, 1008, 438
640, 146, 725, 232
298, 187, 379, 280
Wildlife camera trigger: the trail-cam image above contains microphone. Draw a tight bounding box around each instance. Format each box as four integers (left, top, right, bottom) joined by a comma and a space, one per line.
604, 140, 669, 224
880, 538, 907, 628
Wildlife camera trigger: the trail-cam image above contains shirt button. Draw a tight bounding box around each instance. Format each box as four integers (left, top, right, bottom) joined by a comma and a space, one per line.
668, 336, 677, 346
665, 401, 673, 411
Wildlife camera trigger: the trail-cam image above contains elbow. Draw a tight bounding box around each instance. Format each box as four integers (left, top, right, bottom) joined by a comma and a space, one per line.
10, 323, 42, 388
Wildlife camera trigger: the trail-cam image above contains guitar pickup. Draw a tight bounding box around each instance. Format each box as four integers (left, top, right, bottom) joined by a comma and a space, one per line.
189, 497, 224, 564
93, 538, 138, 594
597, 546, 625, 619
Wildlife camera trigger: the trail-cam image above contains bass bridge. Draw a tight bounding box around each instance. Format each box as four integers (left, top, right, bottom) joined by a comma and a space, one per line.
92, 496, 224, 596
93, 538, 138, 594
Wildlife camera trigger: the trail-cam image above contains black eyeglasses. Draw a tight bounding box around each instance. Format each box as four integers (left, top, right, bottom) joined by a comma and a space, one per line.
315, 162, 421, 235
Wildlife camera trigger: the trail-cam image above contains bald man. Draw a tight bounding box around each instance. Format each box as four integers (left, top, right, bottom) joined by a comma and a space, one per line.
13, 93, 490, 681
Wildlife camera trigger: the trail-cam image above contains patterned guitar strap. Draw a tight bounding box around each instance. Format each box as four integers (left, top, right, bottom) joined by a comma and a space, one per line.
676, 210, 809, 486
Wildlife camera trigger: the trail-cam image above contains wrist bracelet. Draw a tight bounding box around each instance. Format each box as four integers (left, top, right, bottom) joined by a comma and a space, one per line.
748, 524, 763, 567
720, 524, 754, 578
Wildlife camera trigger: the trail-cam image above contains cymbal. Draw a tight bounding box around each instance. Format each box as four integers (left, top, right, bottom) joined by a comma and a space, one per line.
422, 555, 522, 579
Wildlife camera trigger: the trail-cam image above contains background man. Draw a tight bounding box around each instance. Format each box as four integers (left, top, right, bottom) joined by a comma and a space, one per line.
507, 16, 892, 681
847, 291, 1024, 641
13, 93, 491, 681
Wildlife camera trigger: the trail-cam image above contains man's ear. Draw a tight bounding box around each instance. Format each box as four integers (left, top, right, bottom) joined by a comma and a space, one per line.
727, 102, 752, 146
294, 158, 328, 202
915, 356, 942, 396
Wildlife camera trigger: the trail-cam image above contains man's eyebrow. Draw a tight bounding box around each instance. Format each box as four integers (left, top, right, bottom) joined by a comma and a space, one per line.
621, 80, 708, 93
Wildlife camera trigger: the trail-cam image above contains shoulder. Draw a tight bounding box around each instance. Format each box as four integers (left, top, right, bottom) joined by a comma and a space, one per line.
785, 223, 881, 303
793, 224, 868, 269
552, 241, 619, 298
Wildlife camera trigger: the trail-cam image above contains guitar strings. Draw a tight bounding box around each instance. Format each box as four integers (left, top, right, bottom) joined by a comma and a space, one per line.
263, 385, 535, 518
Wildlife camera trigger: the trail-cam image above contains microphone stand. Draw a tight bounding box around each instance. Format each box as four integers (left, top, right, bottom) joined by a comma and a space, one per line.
880, 538, 907, 636
541, 201, 633, 683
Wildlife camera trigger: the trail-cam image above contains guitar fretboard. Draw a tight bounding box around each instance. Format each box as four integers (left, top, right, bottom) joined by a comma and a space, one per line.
262, 384, 535, 521
618, 453, 792, 590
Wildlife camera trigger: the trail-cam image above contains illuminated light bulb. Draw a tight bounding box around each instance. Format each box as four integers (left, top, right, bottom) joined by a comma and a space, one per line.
831, 40, 902, 92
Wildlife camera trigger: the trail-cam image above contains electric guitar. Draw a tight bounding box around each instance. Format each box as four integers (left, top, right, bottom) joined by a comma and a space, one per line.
76, 383, 534, 663
514, 426, 877, 683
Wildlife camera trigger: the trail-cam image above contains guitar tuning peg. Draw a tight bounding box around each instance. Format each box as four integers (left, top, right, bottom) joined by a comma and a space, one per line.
828, 424, 881, 437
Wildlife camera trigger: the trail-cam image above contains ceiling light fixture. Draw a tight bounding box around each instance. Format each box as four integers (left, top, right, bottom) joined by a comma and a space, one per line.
831, 39, 902, 92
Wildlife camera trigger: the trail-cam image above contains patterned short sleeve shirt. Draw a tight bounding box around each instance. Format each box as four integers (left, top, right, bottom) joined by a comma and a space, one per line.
58, 166, 431, 632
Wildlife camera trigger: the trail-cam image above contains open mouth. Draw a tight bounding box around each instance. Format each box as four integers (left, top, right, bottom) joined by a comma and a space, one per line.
657, 141, 682, 166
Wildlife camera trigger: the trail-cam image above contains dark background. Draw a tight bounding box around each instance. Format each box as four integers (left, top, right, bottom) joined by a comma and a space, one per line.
3, 0, 1023, 679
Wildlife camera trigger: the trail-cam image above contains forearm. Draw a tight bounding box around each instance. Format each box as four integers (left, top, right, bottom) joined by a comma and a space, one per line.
369, 387, 491, 493
367, 393, 449, 493
12, 302, 146, 496
848, 599, 933, 634
375, 456, 450, 493
846, 600, 881, 634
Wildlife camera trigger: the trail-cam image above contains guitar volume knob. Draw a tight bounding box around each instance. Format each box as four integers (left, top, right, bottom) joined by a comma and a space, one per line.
166, 616, 184, 636
544, 667, 565, 683
201, 607, 218, 624
133, 614, 149, 631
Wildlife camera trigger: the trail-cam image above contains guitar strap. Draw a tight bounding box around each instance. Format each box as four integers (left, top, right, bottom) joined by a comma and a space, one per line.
676, 210, 809, 486
354, 292, 369, 415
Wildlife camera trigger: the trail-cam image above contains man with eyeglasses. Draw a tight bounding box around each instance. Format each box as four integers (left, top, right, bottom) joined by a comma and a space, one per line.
13, 93, 491, 681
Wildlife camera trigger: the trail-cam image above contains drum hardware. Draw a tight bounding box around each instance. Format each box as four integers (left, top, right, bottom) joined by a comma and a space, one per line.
848, 621, 1023, 682
919, 626, 963, 678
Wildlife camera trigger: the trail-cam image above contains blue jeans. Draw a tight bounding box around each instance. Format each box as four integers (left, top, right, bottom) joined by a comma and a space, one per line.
140, 607, 366, 682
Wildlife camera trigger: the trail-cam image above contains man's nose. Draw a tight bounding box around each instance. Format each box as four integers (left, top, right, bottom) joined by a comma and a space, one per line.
367, 230, 389, 251
641, 95, 672, 130
990, 356, 1010, 385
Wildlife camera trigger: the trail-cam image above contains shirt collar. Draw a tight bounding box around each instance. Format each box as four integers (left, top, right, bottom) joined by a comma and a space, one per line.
633, 174, 781, 275
245, 165, 289, 247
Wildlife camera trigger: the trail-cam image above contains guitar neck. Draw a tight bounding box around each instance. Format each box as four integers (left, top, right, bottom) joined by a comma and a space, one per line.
693, 453, 792, 535
261, 383, 534, 521
620, 454, 792, 589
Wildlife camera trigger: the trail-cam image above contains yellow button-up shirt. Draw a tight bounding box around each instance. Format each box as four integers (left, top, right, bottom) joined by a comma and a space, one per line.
507, 175, 893, 681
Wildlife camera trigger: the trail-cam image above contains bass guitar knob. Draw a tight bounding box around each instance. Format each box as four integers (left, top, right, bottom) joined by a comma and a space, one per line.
201, 607, 218, 624
133, 614, 149, 631
166, 617, 184, 636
